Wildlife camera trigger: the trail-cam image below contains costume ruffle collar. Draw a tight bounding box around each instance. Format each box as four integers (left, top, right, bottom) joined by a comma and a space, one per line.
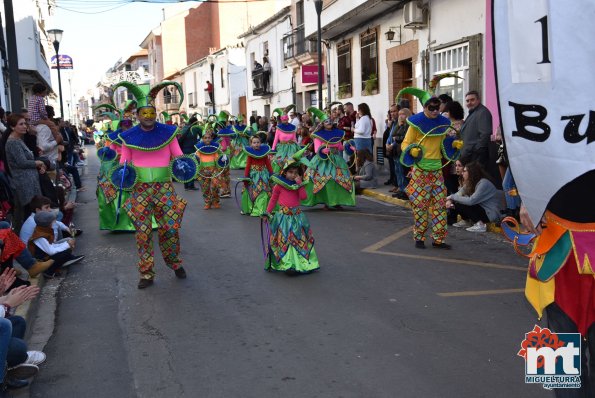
244, 144, 271, 158
407, 113, 451, 136
119, 123, 178, 151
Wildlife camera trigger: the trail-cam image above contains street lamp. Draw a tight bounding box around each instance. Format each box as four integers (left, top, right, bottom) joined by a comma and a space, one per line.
314, 0, 323, 110
209, 57, 215, 115
47, 28, 64, 120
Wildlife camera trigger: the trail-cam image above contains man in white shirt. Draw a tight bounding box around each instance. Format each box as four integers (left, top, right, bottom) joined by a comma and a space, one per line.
289, 111, 300, 128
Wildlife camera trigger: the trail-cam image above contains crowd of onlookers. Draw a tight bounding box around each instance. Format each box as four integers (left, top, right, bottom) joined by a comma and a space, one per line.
0, 82, 86, 393
243, 91, 518, 234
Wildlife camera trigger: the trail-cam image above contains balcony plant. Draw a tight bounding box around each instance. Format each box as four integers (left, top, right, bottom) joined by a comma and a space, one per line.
337, 83, 351, 99
364, 73, 378, 95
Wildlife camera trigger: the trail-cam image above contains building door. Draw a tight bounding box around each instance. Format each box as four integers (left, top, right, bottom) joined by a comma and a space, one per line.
239, 95, 246, 120
393, 59, 414, 110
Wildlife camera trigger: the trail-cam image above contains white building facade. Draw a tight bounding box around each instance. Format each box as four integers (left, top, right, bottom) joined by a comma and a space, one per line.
240, 7, 294, 118
182, 46, 247, 118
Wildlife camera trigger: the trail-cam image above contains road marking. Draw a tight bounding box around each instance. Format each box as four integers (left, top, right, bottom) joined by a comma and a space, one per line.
371, 250, 527, 272
361, 227, 412, 252
437, 288, 525, 297
362, 226, 526, 272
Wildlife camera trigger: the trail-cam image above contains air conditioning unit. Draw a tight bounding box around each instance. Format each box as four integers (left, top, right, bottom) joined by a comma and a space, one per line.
403, 1, 427, 28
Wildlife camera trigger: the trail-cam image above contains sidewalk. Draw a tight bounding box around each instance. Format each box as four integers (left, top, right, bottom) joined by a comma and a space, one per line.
360, 179, 502, 233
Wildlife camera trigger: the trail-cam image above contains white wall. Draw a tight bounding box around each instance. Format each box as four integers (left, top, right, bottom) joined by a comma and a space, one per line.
13, 1, 51, 86
244, 15, 293, 116
182, 48, 246, 117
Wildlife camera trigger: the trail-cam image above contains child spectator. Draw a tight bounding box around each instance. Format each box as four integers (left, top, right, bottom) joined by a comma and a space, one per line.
20, 195, 81, 246
27, 211, 84, 278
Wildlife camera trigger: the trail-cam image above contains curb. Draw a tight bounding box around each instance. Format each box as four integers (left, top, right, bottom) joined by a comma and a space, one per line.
360, 188, 502, 234
361, 189, 410, 208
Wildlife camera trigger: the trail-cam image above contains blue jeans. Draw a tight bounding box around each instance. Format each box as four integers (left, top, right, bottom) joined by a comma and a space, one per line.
7, 316, 27, 367
354, 138, 372, 153
503, 168, 520, 210
0, 318, 12, 380
394, 158, 407, 192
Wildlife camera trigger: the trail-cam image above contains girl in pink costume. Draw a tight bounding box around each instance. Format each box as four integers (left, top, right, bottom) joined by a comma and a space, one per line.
262, 156, 319, 274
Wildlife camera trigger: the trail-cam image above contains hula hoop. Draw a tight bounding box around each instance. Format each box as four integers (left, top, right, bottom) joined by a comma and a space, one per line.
260, 217, 272, 261
407, 124, 459, 169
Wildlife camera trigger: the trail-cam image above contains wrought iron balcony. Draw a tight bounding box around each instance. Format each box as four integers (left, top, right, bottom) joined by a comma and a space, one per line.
252, 69, 272, 97
282, 27, 317, 62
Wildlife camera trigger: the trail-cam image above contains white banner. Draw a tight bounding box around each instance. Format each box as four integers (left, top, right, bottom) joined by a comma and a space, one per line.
493, 0, 595, 225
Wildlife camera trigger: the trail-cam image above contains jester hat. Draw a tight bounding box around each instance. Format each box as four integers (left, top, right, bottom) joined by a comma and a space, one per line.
307, 106, 330, 123
111, 80, 183, 112
272, 104, 296, 122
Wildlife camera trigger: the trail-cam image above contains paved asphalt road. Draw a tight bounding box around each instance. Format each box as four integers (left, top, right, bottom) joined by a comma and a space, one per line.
29, 146, 550, 398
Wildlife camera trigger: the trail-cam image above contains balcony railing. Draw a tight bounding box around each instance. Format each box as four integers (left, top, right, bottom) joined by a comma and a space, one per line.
282, 27, 317, 61
252, 69, 272, 97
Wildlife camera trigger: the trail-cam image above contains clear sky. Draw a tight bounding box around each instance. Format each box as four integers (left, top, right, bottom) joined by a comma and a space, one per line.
51, 1, 199, 101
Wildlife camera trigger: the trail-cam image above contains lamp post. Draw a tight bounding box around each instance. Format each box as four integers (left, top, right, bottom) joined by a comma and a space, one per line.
47, 29, 64, 120
314, 0, 323, 110
209, 58, 215, 115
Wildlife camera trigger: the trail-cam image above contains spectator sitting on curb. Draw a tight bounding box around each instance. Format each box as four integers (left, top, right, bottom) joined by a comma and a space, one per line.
27, 211, 84, 279
354, 149, 377, 193
0, 222, 55, 279
446, 161, 504, 233
0, 268, 45, 390
20, 196, 82, 246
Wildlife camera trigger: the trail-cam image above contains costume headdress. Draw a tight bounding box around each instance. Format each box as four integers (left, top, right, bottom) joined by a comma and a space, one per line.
111, 80, 183, 110
272, 104, 295, 122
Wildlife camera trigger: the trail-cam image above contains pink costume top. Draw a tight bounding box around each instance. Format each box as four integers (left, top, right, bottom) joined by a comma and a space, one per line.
266, 184, 306, 213
272, 130, 297, 150
109, 142, 122, 155
219, 137, 230, 151
120, 140, 183, 167
312, 137, 344, 154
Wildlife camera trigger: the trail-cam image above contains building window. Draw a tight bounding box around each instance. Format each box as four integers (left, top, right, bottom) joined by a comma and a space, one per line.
431, 43, 469, 104
360, 29, 378, 94
220, 67, 225, 88
337, 41, 352, 98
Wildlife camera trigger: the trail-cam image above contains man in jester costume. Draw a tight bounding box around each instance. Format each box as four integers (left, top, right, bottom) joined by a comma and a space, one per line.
302, 107, 355, 208
111, 80, 190, 289
399, 87, 461, 249
271, 105, 301, 173
229, 114, 252, 169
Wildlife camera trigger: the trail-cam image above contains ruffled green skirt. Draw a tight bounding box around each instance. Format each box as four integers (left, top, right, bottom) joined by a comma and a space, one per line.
230, 137, 249, 169
302, 179, 356, 207
265, 209, 319, 273
241, 189, 269, 217
301, 152, 356, 207
272, 141, 301, 173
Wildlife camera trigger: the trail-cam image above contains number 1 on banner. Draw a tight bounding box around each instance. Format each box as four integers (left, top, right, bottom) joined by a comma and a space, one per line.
535, 15, 551, 64
507, 0, 551, 83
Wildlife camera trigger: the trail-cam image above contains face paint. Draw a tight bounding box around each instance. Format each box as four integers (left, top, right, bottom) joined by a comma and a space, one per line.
139, 107, 156, 119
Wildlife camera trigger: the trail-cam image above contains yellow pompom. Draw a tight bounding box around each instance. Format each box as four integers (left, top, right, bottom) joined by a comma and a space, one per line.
452, 140, 463, 150
410, 147, 421, 158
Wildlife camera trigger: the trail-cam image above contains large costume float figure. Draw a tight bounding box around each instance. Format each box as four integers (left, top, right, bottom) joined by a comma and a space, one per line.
494, 1, 595, 394
109, 80, 193, 289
